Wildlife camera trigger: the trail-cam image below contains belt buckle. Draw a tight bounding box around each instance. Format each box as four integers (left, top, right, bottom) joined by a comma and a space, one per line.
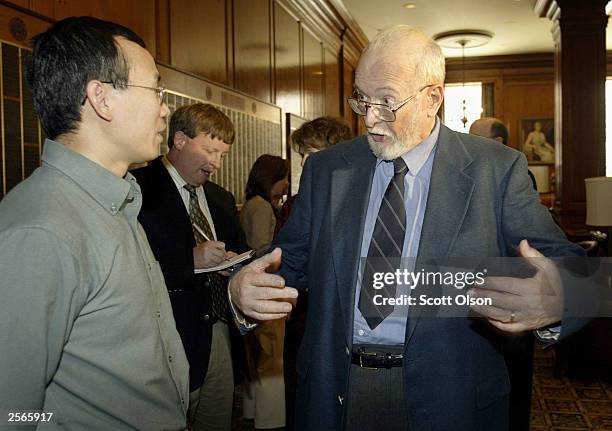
358, 350, 379, 370
384, 353, 393, 369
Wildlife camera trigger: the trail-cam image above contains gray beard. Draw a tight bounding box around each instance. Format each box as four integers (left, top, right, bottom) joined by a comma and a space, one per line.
367, 129, 413, 160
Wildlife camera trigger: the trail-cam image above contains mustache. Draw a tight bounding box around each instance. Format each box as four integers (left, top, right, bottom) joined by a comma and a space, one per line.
368, 128, 392, 137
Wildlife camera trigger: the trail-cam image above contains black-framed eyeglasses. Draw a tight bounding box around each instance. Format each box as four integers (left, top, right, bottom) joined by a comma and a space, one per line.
347, 84, 433, 122
100, 81, 166, 104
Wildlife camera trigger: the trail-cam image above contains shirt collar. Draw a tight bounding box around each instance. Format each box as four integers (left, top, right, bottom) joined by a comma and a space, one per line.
376, 117, 440, 177
41, 139, 136, 215
162, 155, 190, 190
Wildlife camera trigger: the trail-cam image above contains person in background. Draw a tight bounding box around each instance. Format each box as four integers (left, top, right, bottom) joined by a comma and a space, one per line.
0, 16, 189, 430
132, 103, 249, 431
240, 154, 289, 254
239, 154, 289, 430
278, 116, 352, 429
277, 116, 352, 230
470, 116, 537, 190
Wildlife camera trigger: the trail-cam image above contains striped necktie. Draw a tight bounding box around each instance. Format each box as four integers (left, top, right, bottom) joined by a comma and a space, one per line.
358, 158, 408, 329
184, 184, 230, 322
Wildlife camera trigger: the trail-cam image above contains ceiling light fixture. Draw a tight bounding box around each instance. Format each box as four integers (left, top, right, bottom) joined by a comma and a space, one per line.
403, 3, 417, 9
433, 30, 493, 49
433, 30, 493, 128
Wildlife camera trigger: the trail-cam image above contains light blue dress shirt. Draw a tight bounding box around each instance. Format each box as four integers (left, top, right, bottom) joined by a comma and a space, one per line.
353, 119, 440, 346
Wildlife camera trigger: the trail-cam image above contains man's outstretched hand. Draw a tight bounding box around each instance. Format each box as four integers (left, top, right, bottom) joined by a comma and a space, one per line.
469, 239, 563, 332
229, 247, 298, 321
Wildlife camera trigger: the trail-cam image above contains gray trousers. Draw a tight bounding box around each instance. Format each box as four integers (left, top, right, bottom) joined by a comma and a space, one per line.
345, 351, 409, 430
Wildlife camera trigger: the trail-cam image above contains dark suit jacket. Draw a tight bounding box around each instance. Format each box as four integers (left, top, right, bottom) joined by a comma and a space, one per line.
272, 125, 584, 431
132, 157, 248, 391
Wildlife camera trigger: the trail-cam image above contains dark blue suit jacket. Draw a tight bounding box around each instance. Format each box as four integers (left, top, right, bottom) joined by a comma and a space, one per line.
272, 125, 584, 431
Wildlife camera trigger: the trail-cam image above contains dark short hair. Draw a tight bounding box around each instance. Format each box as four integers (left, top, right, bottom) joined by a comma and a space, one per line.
168, 103, 235, 148
245, 154, 289, 202
291, 116, 352, 155
490, 120, 509, 146
26, 16, 145, 140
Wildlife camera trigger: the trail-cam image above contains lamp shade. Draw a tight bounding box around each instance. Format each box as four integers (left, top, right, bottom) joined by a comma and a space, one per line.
529, 165, 550, 193
585, 177, 612, 226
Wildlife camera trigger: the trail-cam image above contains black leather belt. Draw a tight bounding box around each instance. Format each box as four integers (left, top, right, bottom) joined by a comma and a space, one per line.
351, 348, 403, 369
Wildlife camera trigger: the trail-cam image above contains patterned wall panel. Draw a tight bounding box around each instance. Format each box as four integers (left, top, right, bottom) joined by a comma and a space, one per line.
0, 41, 283, 207
164, 89, 282, 205
0, 41, 44, 199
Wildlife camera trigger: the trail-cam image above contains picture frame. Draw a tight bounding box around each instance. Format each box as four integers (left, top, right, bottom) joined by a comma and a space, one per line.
519, 118, 555, 164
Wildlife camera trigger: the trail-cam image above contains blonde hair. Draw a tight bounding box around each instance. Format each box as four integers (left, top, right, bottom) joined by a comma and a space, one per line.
364, 25, 445, 85
168, 103, 235, 148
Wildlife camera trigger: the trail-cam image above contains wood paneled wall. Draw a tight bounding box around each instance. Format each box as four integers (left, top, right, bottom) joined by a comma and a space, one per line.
446, 54, 555, 151
0, 0, 604, 219
233, 0, 272, 102
445, 54, 557, 208
273, 1, 301, 118
0, 0, 367, 135
169, 0, 232, 86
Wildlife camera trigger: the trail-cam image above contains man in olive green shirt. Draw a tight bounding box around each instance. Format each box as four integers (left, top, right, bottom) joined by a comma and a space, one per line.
0, 17, 188, 430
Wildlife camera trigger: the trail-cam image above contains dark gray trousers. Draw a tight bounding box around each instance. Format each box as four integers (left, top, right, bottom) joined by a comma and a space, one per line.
344, 348, 409, 430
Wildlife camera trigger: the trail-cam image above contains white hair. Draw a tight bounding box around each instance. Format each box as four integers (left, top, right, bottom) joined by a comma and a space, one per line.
364, 25, 446, 85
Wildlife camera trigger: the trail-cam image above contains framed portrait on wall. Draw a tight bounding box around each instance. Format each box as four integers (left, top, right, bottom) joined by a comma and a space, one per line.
519, 118, 555, 164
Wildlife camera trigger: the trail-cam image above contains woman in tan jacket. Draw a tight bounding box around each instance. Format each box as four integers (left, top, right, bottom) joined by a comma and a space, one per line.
239, 154, 289, 430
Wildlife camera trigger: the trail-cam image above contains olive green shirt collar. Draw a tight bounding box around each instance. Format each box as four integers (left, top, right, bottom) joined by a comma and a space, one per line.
41, 139, 139, 216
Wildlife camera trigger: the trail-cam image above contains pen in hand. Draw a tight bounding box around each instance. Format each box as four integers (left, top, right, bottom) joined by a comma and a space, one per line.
192, 223, 212, 242
193, 223, 232, 262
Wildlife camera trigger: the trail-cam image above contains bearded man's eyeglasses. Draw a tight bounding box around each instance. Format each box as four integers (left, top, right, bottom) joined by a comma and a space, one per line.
347, 84, 433, 122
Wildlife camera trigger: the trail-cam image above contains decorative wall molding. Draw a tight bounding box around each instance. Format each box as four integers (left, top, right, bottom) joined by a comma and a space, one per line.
445, 53, 554, 72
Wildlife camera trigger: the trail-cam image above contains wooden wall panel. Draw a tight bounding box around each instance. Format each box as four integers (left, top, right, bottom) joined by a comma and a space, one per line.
0, 40, 45, 198
324, 46, 340, 118
552, 0, 607, 230
52, 0, 157, 54
342, 58, 358, 135
273, 1, 300, 116
0, 0, 365, 206
29, 0, 54, 17
502, 82, 554, 151
154, 0, 170, 64
302, 26, 323, 120
445, 58, 555, 152
233, 0, 272, 102
169, 0, 229, 85
6, 0, 28, 9
0, 4, 51, 46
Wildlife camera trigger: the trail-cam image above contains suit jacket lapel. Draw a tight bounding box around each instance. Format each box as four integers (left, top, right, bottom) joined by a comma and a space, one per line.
151, 158, 195, 246
330, 137, 377, 346
405, 125, 475, 345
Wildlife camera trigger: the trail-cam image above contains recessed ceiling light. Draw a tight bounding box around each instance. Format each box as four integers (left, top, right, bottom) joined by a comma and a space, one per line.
404, 3, 417, 9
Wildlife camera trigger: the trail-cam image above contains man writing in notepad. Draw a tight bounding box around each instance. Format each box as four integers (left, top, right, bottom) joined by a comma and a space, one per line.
132, 103, 249, 431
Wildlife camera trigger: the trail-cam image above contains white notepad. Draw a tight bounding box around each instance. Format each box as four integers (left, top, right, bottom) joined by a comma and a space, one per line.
194, 249, 255, 274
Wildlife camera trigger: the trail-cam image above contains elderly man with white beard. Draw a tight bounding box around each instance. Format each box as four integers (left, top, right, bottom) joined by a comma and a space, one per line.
228, 26, 584, 431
